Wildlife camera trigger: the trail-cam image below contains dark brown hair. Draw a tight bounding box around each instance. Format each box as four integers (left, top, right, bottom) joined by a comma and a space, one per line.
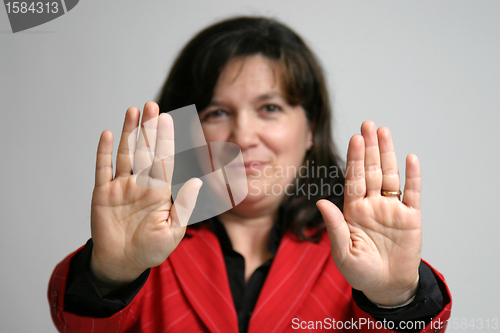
157, 16, 344, 242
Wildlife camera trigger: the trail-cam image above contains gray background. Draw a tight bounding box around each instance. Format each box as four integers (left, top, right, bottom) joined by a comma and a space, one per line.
1, 1, 498, 332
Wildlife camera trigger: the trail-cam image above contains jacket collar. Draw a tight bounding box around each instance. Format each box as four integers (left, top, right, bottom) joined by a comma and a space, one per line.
248, 231, 331, 333
168, 223, 331, 333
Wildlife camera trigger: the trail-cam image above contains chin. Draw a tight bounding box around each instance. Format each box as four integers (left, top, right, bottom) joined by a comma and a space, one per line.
230, 182, 284, 214
238, 190, 266, 205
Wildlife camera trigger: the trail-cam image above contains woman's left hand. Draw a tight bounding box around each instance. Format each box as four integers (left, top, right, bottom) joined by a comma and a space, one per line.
317, 120, 422, 307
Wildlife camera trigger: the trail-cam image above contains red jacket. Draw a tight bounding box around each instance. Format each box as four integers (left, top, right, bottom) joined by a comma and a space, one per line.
48, 224, 452, 332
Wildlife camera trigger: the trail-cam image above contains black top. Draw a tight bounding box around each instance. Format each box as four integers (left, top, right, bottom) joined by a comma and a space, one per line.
64, 217, 444, 333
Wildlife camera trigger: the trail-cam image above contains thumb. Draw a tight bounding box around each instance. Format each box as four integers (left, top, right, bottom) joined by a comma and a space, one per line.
171, 178, 203, 227
317, 199, 351, 264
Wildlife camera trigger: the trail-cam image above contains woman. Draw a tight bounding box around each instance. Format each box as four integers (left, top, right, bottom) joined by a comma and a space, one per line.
49, 17, 451, 332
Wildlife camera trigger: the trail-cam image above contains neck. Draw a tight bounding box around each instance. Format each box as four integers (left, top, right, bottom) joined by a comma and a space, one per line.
219, 211, 276, 283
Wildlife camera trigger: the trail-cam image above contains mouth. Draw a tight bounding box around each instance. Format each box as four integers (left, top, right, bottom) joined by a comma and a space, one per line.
243, 161, 267, 173
224, 160, 269, 175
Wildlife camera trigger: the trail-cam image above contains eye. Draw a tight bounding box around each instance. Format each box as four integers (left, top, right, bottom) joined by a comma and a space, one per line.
202, 109, 228, 122
261, 104, 282, 113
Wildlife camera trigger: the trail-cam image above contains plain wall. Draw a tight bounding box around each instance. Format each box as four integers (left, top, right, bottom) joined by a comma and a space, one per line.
1, 1, 499, 332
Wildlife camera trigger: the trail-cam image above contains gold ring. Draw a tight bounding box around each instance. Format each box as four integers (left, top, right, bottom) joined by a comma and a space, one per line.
381, 190, 402, 197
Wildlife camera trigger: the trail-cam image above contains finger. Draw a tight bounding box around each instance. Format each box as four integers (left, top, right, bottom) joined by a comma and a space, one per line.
95, 130, 114, 187
317, 199, 350, 263
150, 113, 175, 195
116, 107, 140, 177
344, 134, 366, 204
171, 178, 203, 227
361, 121, 382, 196
378, 126, 400, 193
402, 154, 421, 210
134, 102, 160, 177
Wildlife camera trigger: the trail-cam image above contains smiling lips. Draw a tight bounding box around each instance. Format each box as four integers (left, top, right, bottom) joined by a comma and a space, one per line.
243, 161, 268, 173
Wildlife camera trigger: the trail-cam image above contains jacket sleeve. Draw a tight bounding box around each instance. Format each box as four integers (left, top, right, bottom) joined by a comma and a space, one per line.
48, 246, 141, 333
351, 259, 452, 333
63, 239, 150, 318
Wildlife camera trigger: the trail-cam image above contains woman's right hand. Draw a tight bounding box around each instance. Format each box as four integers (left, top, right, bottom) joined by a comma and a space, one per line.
89, 101, 202, 289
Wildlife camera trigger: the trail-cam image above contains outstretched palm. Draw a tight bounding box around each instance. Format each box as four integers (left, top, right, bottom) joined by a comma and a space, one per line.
90, 102, 202, 286
318, 121, 421, 306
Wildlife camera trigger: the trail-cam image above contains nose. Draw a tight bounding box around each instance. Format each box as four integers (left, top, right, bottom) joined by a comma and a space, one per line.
230, 110, 260, 150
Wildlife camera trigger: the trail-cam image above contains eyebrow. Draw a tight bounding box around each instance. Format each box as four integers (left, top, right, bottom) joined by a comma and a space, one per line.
253, 92, 283, 102
207, 92, 284, 108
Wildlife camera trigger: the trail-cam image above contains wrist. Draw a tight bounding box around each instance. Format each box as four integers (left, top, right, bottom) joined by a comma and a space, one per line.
371, 293, 416, 309
90, 251, 145, 291
363, 275, 419, 308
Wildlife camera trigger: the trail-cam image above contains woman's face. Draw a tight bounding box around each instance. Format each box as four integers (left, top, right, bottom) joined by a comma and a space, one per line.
199, 55, 312, 215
